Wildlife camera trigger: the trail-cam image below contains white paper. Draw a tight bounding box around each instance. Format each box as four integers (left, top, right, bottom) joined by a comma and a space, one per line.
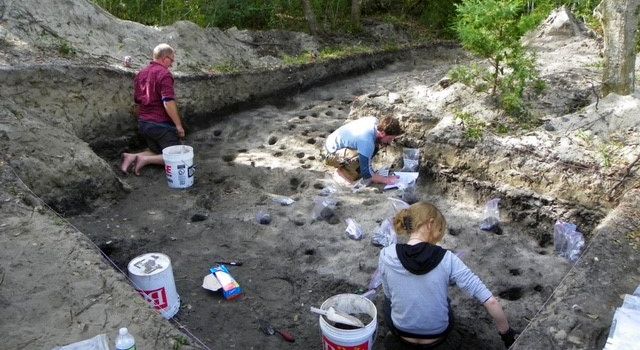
202, 274, 222, 291
384, 172, 419, 190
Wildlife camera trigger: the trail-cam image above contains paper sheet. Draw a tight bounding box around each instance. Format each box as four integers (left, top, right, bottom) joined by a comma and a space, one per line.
384, 172, 419, 190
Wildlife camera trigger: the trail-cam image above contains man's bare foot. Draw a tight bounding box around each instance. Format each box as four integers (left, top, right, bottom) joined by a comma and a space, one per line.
120, 153, 137, 174
134, 155, 149, 176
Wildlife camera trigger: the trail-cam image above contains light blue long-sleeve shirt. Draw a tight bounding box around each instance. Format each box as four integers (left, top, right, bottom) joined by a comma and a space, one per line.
325, 117, 377, 178
379, 245, 493, 336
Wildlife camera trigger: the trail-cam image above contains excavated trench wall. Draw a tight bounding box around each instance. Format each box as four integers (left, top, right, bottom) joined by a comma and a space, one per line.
1, 45, 437, 214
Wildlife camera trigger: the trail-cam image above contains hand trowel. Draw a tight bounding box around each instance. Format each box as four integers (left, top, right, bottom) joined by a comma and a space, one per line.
310, 306, 365, 328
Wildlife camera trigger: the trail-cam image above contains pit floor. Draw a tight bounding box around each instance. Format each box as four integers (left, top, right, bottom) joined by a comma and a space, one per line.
71, 48, 573, 349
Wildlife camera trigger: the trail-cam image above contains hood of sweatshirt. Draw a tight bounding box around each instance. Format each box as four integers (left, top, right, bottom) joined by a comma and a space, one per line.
385, 242, 446, 275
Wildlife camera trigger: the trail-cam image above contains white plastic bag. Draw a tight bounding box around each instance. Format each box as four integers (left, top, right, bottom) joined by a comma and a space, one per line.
371, 218, 397, 247
553, 221, 585, 262
52, 334, 109, 350
345, 218, 365, 240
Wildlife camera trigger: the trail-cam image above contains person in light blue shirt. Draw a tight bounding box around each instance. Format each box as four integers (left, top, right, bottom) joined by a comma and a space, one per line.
379, 202, 517, 348
324, 115, 402, 185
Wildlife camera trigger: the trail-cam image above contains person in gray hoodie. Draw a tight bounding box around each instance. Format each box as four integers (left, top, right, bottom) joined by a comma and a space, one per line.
378, 202, 517, 348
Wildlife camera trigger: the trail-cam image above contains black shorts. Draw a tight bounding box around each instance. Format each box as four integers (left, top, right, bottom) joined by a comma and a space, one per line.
138, 121, 180, 154
383, 297, 453, 348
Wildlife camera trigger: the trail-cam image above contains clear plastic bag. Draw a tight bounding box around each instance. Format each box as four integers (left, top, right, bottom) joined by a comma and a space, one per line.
312, 196, 338, 221
319, 185, 337, 197
52, 334, 109, 350
388, 197, 410, 214
371, 218, 397, 247
553, 221, 585, 263
480, 198, 501, 233
272, 196, 295, 206
368, 267, 383, 290
401, 182, 419, 204
345, 218, 365, 240
402, 148, 420, 172
256, 211, 272, 225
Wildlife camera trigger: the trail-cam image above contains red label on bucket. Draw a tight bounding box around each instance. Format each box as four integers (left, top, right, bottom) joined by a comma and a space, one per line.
322, 335, 368, 350
137, 287, 168, 310
165, 165, 172, 175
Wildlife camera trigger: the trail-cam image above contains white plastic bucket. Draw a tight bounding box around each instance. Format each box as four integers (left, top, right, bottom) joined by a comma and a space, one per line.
127, 253, 180, 319
319, 293, 378, 350
162, 145, 195, 189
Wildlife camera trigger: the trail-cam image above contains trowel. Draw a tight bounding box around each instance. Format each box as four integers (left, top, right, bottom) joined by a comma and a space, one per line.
310, 306, 365, 328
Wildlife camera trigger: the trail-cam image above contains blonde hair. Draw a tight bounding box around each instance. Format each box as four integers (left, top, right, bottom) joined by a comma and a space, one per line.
153, 43, 175, 60
393, 202, 446, 244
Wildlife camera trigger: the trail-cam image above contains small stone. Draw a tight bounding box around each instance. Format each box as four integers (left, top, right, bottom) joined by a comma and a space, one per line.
170, 236, 177, 241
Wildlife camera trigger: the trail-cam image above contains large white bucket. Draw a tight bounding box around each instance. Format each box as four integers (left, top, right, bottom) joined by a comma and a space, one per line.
162, 145, 195, 189
319, 293, 378, 350
127, 253, 180, 319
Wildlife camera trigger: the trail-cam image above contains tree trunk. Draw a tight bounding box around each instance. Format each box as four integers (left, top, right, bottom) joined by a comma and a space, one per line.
351, 0, 362, 27
594, 0, 640, 96
301, 0, 320, 35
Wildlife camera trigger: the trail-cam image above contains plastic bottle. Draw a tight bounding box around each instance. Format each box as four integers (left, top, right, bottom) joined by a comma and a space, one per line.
115, 327, 136, 350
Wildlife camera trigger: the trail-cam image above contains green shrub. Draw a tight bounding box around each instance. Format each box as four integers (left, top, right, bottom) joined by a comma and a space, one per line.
455, 111, 486, 141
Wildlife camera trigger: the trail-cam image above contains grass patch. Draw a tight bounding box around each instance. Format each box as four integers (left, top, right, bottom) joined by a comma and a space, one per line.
209, 61, 245, 74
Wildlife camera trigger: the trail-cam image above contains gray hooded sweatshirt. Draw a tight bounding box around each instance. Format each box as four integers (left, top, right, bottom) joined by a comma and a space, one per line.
379, 243, 493, 336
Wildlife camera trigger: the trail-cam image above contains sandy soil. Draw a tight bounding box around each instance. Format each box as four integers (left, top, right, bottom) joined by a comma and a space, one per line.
70, 49, 574, 349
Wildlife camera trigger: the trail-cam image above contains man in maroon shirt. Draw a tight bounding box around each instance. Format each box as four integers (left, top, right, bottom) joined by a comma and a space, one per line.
121, 43, 186, 175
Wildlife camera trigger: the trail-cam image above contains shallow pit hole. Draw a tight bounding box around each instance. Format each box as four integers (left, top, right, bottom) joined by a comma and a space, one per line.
498, 287, 523, 301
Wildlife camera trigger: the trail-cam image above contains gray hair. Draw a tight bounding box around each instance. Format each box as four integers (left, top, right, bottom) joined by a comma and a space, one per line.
152, 43, 175, 60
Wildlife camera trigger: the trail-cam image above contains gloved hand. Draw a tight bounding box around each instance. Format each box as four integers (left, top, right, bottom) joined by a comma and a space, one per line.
499, 327, 517, 348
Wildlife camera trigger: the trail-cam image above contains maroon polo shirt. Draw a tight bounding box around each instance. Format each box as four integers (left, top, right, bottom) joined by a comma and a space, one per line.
134, 61, 176, 124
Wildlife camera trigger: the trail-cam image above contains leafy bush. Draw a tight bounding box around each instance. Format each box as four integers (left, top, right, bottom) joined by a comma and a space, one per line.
455, 111, 486, 141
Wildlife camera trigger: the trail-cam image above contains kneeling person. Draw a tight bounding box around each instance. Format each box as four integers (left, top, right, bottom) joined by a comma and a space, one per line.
324, 115, 401, 185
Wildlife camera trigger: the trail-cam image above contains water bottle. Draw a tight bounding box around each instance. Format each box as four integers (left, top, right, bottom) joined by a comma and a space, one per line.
115, 327, 136, 350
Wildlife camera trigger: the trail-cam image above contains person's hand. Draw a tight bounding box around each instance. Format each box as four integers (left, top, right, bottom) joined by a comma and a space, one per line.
499, 327, 517, 348
176, 125, 185, 139
386, 175, 399, 185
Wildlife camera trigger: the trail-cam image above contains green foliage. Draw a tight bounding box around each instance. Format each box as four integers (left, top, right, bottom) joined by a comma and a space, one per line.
58, 40, 76, 56
454, 0, 547, 121
448, 63, 491, 90
319, 45, 374, 61
210, 60, 245, 74
173, 336, 189, 350
282, 52, 315, 66
455, 111, 486, 141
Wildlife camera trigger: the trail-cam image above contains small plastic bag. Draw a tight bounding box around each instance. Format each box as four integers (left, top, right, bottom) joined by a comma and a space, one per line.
273, 196, 295, 206
388, 197, 410, 214
319, 185, 337, 197
256, 211, 272, 225
371, 218, 397, 247
401, 182, 419, 204
345, 218, 365, 240
553, 221, 585, 262
402, 148, 420, 172
368, 267, 383, 290
480, 198, 501, 233
312, 196, 338, 220
52, 334, 109, 350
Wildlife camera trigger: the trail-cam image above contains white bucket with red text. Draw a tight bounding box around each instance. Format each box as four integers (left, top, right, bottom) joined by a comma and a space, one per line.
127, 253, 180, 319
319, 293, 377, 350
162, 145, 195, 189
